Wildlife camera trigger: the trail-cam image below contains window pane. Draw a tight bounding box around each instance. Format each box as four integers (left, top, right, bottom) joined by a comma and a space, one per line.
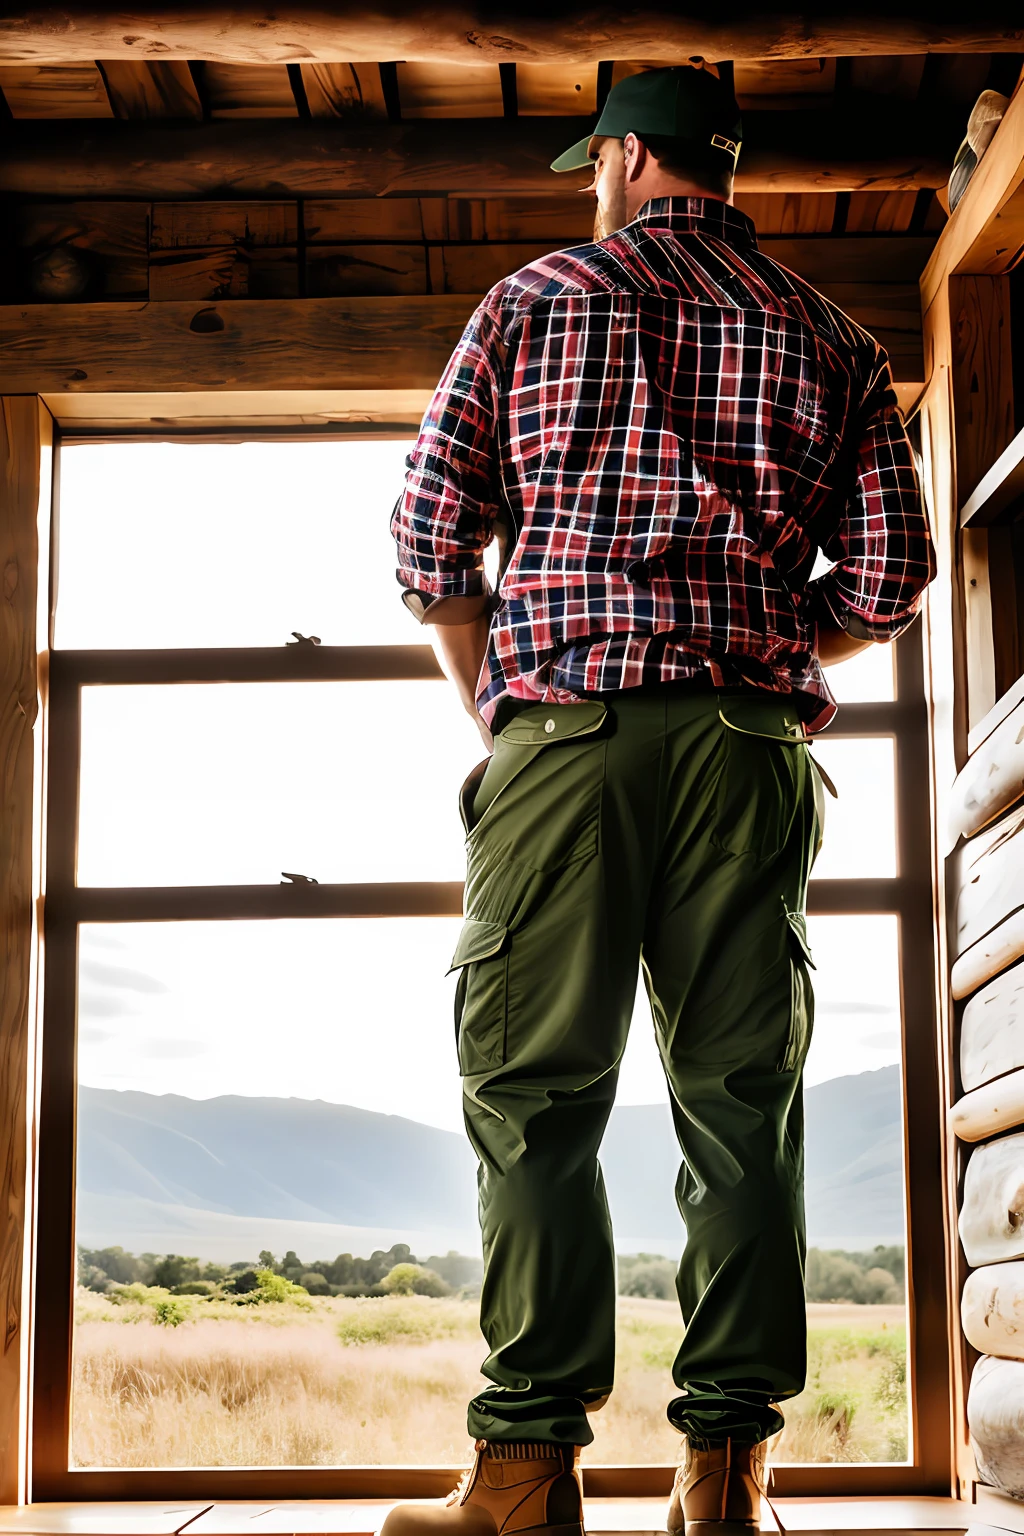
74, 915, 906, 1469
73, 918, 478, 1470
809, 737, 897, 879
606, 913, 907, 1465
55, 441, 426, 649
77, 681, 483, 886
823, 643, 895, 703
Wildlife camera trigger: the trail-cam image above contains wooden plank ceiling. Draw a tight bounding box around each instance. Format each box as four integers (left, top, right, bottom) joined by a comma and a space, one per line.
1, 50, 1022, 397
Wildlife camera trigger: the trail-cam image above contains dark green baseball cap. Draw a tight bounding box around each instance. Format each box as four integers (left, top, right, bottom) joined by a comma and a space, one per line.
551, 64, 742, 173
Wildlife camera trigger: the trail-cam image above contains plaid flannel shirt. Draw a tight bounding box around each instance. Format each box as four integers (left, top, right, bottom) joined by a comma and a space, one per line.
392, 197, 935, 731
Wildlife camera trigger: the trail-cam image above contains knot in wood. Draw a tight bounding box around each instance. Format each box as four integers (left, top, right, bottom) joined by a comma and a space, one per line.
189, 308, 226, 334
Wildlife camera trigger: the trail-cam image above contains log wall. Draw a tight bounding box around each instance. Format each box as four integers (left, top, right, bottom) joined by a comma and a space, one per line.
962, 1263, 1024, 1358
968, 1356, 1024, 1498
960, 961, 1024, 1092
920, 65, 1024, 1505
948, 693, 1024, 844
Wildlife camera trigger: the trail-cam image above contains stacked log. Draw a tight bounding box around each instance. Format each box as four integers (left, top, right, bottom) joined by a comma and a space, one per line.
967, 1357, 1024, 1497
950, 691, 1024, 1498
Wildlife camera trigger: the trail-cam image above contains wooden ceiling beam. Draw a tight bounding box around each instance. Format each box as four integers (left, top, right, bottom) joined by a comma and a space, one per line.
98, 60, 203, 119
0, 6, 1023, 64
0, 113, 961, 198
0, 297, 474, 394
0, 293, 922, 395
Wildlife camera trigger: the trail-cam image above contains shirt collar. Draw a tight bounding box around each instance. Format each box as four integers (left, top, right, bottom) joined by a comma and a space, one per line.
633, 196, 758, 248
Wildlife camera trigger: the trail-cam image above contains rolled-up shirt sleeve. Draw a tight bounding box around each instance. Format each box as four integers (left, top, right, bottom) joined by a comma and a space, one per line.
806, 348, 936, 642
391, 291, 505, 620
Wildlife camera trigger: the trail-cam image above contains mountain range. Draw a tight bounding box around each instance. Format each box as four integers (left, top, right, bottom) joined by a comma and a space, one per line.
76, 1065, 904, 1261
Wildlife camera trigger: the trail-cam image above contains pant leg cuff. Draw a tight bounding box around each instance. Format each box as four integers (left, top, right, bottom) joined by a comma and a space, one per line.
469, 1396, 594, 1447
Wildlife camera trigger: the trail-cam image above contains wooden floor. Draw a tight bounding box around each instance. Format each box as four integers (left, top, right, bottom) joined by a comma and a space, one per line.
0, 1497, 1023, 1536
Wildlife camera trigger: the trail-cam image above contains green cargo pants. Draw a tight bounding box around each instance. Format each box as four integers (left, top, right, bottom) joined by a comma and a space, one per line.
450, 689, 822, 1449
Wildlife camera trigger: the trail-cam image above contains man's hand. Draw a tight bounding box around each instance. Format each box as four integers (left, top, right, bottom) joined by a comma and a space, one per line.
816, 618, 876, 667
425, 594, 494, 751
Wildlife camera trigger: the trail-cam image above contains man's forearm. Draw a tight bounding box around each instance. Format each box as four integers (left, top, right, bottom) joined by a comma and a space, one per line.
425, 594, 493, 746
816, 617, 875, 667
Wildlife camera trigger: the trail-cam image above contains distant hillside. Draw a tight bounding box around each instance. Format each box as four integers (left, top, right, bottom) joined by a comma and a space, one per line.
77, 1066, 903, 1260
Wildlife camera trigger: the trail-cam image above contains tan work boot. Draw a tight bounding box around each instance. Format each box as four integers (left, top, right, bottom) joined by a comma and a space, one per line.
667, 1438, 768, 1536
380, 1440, 584, 1536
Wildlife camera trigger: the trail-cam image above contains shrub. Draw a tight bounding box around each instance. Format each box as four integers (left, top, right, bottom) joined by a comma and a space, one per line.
805, 1250, 902, 1305
300, 1272, 331, 1295
381, 1264, 450, 1297
619, 1261, 676, 1300
152, 1297, 191, 1327
79, 1265, 112, 1294
78, 1245, 155, 1289
170, 1281, 216, 1296
335, 1298, 463, 1347
254, 1268, 308, 1302
227, 1268, 311, 1307
153, 1255, 201, 1289
813, 1388, 858, 1445
857, 1267, 902, 1305
874, 1349, 908, 1414
860, 1245, 904, 1286
422, 1252, 483, 1289
380, 1265, 418, 1295
108, 1282, 157, 1306
225, 1269, 261, 1296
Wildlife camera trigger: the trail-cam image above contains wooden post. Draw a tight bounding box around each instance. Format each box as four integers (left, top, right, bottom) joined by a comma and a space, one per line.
0, 396, 51, 1505
919, 268, 972, 1509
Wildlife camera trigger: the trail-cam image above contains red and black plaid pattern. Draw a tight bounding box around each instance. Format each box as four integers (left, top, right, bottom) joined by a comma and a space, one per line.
393, 197, 935, 730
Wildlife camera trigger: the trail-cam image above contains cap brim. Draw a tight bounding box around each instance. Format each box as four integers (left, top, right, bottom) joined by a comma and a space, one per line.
550, 135, 595, 172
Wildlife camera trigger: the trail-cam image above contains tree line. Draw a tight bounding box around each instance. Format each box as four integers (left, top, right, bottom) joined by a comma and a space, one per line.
618, 1246, 905, 1305
79, 1241, 906, 1305
77, 1242, 482, 1299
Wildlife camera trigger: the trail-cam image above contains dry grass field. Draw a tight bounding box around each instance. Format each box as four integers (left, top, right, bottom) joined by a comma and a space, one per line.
72, 1290, 907, 1469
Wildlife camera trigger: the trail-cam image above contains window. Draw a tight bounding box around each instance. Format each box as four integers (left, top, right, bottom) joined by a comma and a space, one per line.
36, 435, 946, 1498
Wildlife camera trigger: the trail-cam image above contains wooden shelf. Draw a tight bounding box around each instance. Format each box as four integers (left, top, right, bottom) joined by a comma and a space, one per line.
960, 424, 1024, 528
967, 668, 1024, 756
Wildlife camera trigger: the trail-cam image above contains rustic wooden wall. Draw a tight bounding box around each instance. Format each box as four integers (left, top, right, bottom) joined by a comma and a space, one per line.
921, 71, 1024, 1503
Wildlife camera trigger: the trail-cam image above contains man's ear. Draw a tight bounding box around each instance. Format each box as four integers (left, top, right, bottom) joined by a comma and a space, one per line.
623, 133, 647, 185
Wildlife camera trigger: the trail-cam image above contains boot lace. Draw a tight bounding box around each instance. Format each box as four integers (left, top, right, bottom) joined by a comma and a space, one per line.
445, 1442, 486, 1507
445, 1473, 471, 1509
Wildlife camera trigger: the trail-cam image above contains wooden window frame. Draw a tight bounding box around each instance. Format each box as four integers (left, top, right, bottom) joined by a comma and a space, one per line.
30, 426, 951, 1501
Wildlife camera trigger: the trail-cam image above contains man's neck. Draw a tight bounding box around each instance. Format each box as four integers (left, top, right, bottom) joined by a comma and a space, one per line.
626, 181, 732, 221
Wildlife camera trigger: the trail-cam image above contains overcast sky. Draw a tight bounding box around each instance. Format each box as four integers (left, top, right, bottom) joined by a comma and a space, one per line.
62, 442, 904, 1136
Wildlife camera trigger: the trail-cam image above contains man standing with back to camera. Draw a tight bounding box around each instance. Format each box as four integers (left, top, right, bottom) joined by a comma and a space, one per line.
384, 63, 934, 1536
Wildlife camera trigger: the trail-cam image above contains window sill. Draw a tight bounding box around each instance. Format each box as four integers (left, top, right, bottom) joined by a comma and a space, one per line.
0, 1497, 1018, 1536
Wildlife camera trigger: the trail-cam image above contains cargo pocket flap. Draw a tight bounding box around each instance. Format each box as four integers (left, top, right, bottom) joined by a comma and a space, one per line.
500, 701, 607, 745
447, 918, 509, 974
785, 908, 816, 969
718, 698, 807, 745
